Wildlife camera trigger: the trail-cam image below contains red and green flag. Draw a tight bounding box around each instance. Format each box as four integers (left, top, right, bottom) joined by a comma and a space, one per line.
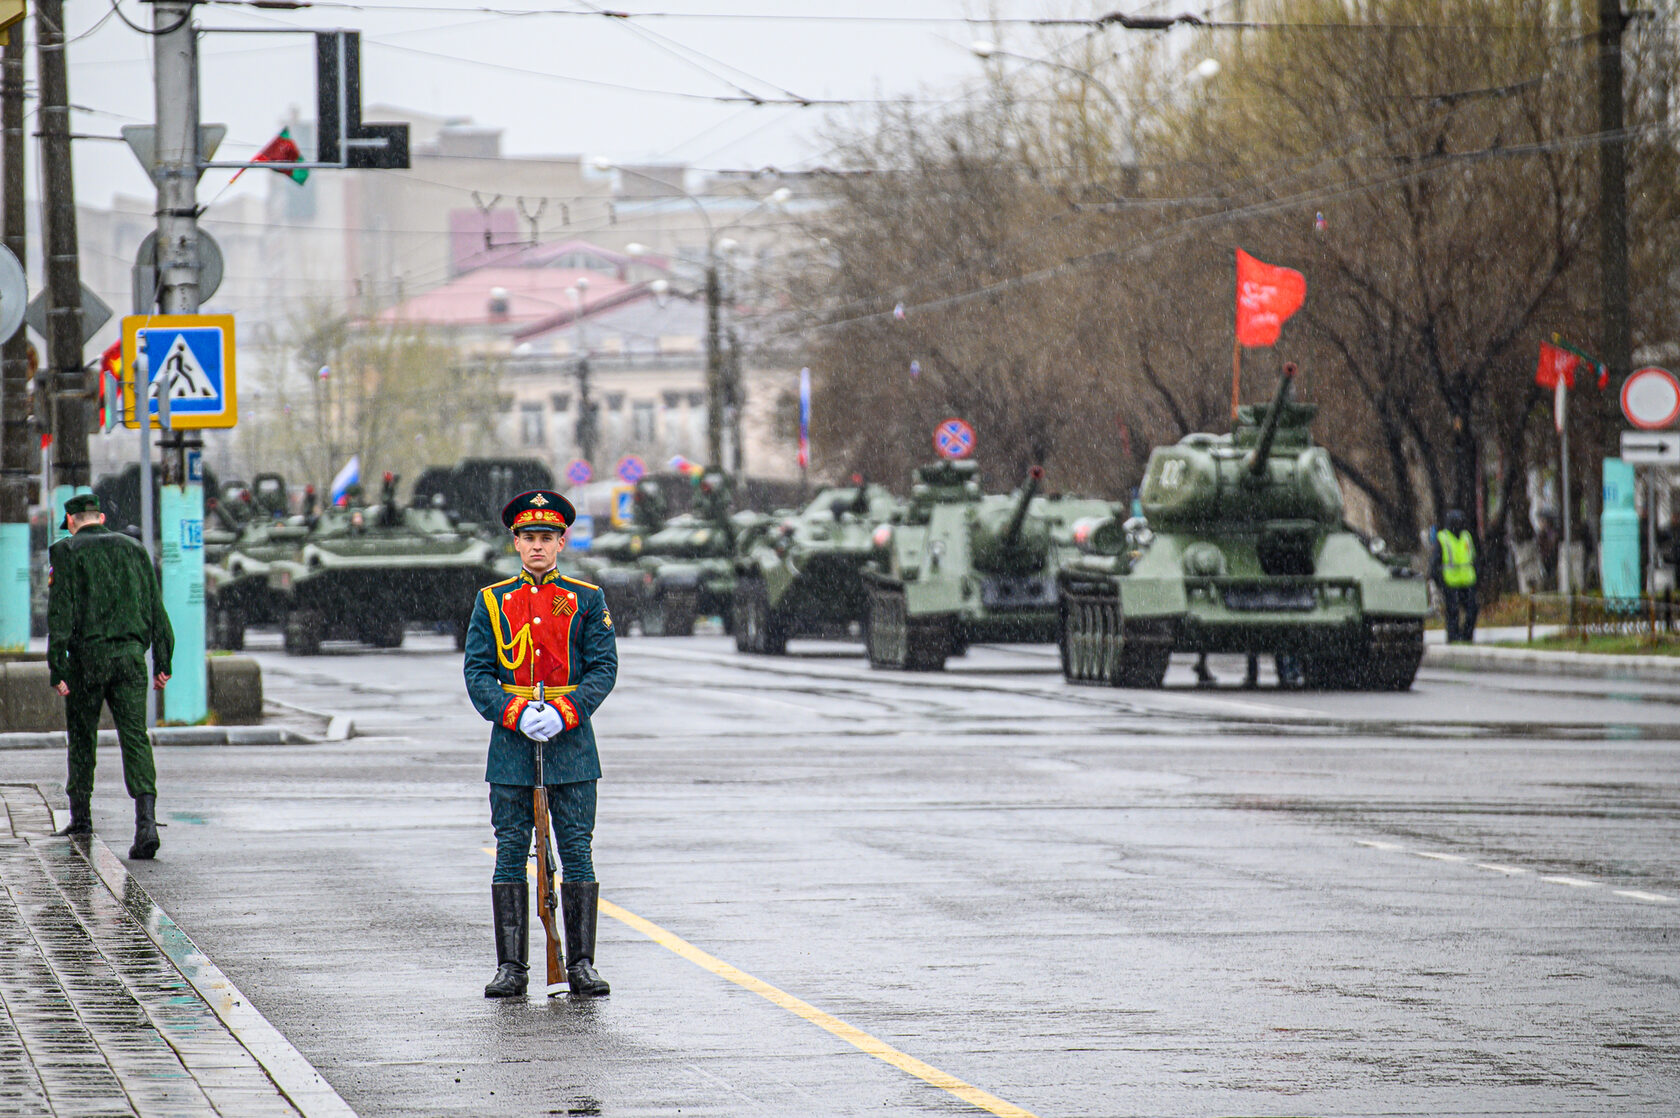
230, 128, 307, 185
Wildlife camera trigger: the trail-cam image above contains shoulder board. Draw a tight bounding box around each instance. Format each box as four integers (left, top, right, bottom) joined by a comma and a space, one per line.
559, 575, 600, 591
480, 575, 520, 594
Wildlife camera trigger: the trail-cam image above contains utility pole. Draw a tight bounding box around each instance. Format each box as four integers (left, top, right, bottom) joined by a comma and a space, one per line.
1597, 0, 1631, 414
0, 29, 28, 650
704, 257, 722, 469
35, 0, 88, 511
574, 356, 597, 466
152, 0, 208, 724
725, 326, 743, 478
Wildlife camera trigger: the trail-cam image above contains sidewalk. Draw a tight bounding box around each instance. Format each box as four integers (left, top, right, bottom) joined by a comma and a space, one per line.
1424, 625, 1680, 683
0, 783, 354, 1117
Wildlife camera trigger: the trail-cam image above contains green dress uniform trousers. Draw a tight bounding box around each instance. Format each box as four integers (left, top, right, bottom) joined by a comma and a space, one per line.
63, 643, 155, 800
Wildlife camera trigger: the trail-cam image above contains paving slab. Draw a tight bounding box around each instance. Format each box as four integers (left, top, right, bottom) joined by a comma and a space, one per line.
0, 783, 353, 1118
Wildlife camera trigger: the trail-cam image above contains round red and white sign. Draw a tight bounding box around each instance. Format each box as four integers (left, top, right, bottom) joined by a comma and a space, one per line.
1622, 366, 1680, 430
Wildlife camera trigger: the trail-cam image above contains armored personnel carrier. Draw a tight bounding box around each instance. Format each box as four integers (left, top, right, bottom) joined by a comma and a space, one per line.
863, 462, 1110, 670
633, 470, 745, 637
269, 474, 499, 654
205, 474, 305, 650
571, 479, 667, 633
1057, 365, 1428, 689
733, 481, 899, 655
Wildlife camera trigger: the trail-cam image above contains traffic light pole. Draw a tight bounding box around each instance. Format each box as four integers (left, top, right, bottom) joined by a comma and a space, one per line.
152, 0, 207, 723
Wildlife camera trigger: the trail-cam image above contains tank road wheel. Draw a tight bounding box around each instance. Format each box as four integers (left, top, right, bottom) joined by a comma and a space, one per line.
283, 609, 324, 656
1061, 585, 1168, 688
210, 606, 245, 652
866, 585, 947, 671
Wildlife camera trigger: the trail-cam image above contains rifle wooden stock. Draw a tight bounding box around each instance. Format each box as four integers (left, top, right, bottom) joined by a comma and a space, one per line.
531, 684, 564, 991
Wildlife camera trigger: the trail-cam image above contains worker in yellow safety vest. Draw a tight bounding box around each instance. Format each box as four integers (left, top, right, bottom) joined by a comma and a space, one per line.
1431, 508, 1478, 643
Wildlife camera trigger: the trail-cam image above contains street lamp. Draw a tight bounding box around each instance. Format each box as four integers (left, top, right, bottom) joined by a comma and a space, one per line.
591, 159, 791, 478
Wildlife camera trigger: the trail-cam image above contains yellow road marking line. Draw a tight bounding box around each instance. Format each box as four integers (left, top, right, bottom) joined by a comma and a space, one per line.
483, 849, 1038, 1118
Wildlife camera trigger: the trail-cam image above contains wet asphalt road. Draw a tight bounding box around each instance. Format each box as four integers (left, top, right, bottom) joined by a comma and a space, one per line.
4, 634, 1677, 1117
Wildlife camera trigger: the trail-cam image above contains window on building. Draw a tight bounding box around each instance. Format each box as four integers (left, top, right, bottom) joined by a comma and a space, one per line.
606, 393, 625, 412
551, 393, 571, 412
519, 404, 544, 446
632, 401, 656, 443
686, 392, 706, 409
662, 391, 682, 410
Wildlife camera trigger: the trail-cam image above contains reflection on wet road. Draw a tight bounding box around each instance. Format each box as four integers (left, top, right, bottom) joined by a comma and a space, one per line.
3, 632, 1674, 1116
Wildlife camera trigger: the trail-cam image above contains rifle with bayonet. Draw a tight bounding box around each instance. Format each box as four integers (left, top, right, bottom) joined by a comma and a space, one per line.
531, 682, 565, 993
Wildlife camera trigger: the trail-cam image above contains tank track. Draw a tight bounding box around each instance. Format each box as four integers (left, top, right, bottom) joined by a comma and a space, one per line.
1302, 617, 1423, 691
865, 583, 949, 671
1058, 583, 1171, 688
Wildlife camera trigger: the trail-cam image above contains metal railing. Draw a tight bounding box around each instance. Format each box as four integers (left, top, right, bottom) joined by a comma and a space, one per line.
1525, 592, 1679, 642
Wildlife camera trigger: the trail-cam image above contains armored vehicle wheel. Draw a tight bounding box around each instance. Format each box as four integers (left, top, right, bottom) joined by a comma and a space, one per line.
646, 588, 697, 637
283, 609, 324, 656
865, 584, 947, 671
210, 606, 245, 652
735, 577, 787, 656
364, 616, 406, 649
1059, 585, 1168, 688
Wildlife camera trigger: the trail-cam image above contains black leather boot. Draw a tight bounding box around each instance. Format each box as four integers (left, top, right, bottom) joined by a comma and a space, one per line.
129, 795, 159, 859
484, 883, 529, 998
55, 794, 92, 837
561, 881, 610, 997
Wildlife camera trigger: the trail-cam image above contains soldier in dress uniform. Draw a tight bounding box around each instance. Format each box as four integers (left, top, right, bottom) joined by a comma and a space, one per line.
463, 490, 618, 998
46, 493, 173, 857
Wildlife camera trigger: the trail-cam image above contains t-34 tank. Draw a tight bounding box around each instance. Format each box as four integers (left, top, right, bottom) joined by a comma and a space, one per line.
863, 461, 1110, 670
1057, 364, 1428, 689
732, 480, 900, 655
269, 473, 499, 654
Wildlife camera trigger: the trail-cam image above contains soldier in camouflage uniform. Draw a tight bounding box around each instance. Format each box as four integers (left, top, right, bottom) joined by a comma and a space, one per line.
47, 494, 174, 858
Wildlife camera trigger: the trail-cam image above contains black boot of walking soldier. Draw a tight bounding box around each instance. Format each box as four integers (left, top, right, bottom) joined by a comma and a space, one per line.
55, 794, 92, 837
129, 795, 159, 859
484, 883, 529, 998
561, 882, 610, 997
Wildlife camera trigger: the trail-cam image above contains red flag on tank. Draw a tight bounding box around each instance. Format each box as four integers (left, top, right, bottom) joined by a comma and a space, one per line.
1534, 341, 1580, 389
1235, 249, 1306, 347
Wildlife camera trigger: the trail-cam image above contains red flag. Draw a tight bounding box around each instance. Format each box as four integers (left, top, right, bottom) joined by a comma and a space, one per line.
1535, 341, 1579, 390
1235, 249, 1306, 347
230, 128, 308, 185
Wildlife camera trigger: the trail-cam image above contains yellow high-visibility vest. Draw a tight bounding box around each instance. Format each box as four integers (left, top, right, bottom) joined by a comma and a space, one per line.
1439, 529, 1476, 588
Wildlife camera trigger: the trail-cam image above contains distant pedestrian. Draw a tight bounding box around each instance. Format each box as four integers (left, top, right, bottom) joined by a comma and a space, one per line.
46, 494, 173, 857
465, 489, 618, 999
1431, 508, 1478, 644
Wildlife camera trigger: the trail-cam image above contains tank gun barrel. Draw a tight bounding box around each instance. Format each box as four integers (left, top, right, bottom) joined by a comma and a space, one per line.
1246, 363, 1298, 477
849, 475, 869, 517
1002, 466, 1046, 547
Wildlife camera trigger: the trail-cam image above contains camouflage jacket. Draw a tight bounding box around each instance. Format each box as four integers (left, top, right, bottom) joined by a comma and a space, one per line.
46, 525, 175, 685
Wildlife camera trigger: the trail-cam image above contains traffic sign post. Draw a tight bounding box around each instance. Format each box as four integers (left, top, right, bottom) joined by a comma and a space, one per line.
933, 418, 976, 460
1618, 431, 1677, 598
120, 314, 238, 430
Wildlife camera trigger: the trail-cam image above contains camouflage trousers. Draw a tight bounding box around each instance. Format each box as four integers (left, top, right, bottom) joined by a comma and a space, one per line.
490, 780, 596, 884
63, 645, 155, 801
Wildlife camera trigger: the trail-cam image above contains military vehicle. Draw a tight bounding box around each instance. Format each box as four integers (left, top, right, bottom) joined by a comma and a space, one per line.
863, 462, 1111, 671
572, 479, 667, 633
733, 481, 899, 655
205, 475, 306, 650
269, 473, 499, 655
632, 470, 746, 637
412, 457, 555, 531
1057, 365, 1428, 690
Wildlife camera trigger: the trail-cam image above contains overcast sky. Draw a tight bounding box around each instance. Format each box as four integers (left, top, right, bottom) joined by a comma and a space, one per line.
43, 0, 1193, 210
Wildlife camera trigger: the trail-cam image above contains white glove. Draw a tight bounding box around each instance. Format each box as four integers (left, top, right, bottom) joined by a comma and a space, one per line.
518, 703, 564, 741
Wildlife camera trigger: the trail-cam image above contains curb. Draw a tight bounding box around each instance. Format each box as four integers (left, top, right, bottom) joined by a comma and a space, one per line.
68, 807, 359, 1118
0, 725, 310, 750
1424, 642, 1680, 682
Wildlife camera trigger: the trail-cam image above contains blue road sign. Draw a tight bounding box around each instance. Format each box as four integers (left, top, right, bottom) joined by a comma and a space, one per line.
185, 447, 203, 483
612, 486, 634, 527
617, 455, 647, 483
140, 325, 230, 421
934, 418, 976, 460
565, 458, 594, 486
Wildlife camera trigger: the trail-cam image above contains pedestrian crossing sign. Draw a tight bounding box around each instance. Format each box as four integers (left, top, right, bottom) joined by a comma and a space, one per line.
120, 314, 237, 429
